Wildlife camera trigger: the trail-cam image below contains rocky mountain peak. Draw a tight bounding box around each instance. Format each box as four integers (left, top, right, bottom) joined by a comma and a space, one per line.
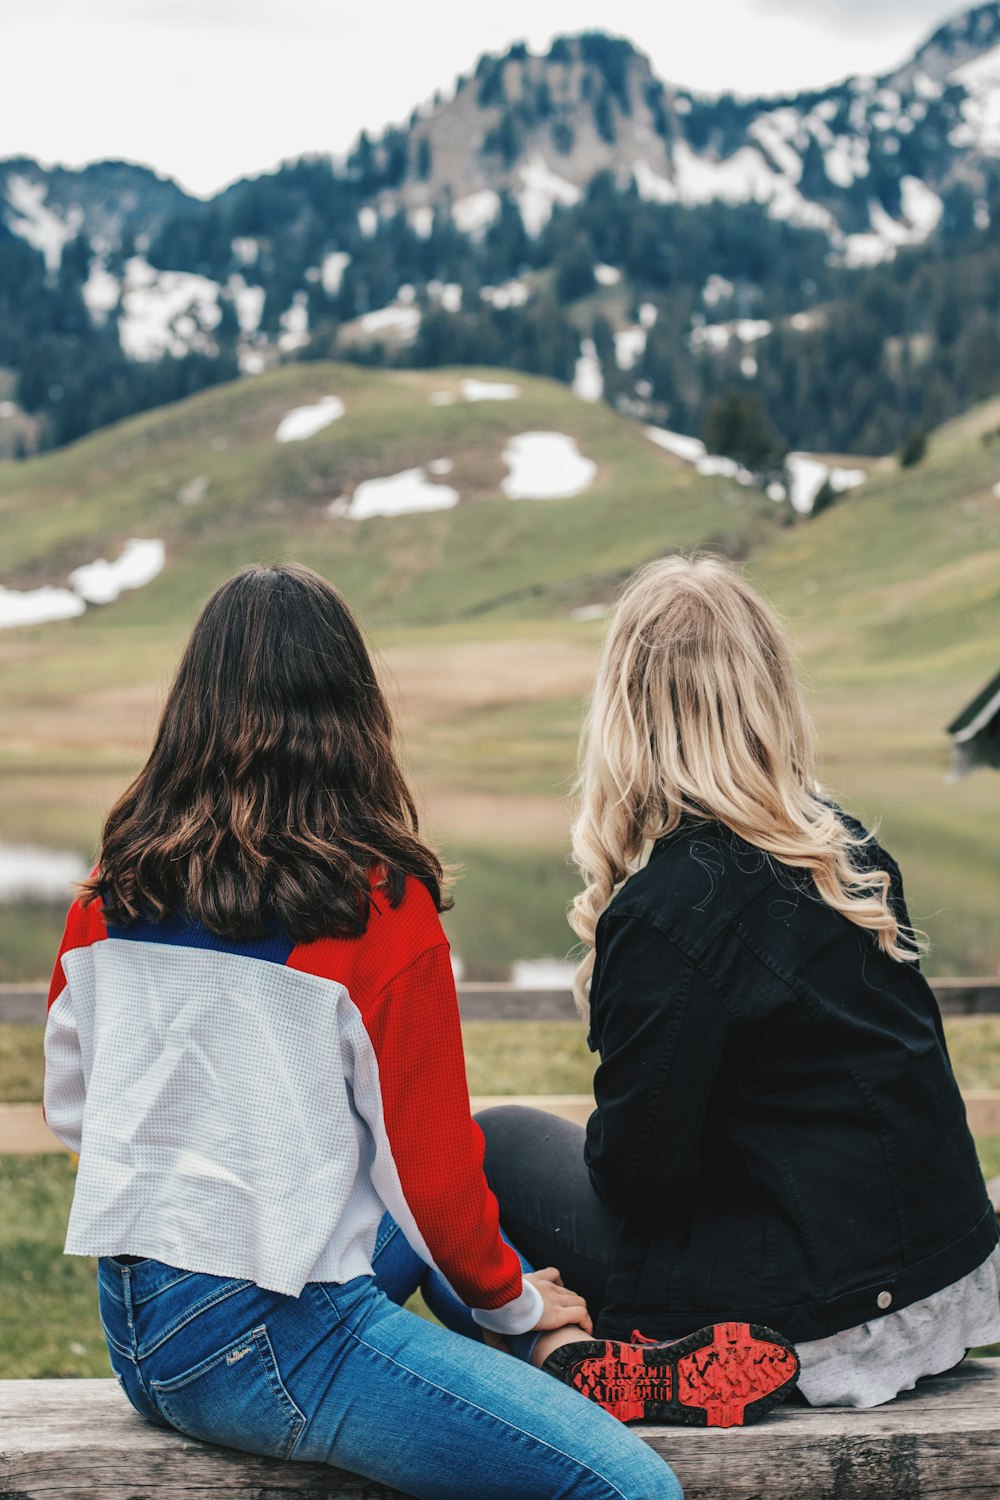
886, 1, 1000, 89
388, 32, 680, 236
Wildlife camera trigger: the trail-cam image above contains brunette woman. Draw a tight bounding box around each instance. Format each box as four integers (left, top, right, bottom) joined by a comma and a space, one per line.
477, 555, 1000, 1419
43, 564, 681, 1500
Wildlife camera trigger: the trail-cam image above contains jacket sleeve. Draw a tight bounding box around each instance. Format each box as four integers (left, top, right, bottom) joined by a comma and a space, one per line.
585, 914, 733, 1222
353, 942, 543, 1336
42, 902, 88, 1153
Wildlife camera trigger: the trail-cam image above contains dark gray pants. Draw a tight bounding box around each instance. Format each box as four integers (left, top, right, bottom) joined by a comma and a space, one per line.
476, 1104, 622, 1317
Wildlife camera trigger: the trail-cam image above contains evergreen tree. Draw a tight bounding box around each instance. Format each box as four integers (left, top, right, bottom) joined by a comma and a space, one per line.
703, 389, 787, 474
900, 429, 928, 467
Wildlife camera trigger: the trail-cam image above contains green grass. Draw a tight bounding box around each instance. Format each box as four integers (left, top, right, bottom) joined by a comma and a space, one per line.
0, 1155, 107, 1377
4, 1017, 1000, 1105
441, 846, 581, 978
2, 363, 1000, 978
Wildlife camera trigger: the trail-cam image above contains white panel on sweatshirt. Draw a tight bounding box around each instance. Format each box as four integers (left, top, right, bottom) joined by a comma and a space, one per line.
45, 937, 542, 1333
56, 939, 382, 1295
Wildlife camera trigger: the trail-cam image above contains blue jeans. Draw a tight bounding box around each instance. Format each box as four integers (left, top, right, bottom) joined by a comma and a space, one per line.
371, 1208, 544, 1363
97, 1238, 681, 1500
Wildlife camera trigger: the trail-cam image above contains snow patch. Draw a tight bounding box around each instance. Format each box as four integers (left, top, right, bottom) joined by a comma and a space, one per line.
950, 41, 1000, 87
460, 378, 520, 401
703, 275, 734, 308
276, 395, 345, 442
824, 136, 870, 189
1, 540, 165, 628
227, 275, 264, 335
843, 178, 944, 266
82, 259, 120, 325
239, 350, 268, 375
646, 427, 755, 485
517, 154, 581, 236
453, 189, 501, 236
231, 237, 259, 266
571, 604, 608, 622
481, 279, 529, 309
669, 140, 836, 235
4, 174, 83, 271
0, 585, 85, 629
632, 160, 677, 204
953, 74, 1000, 155
749, 111, 805, 182
0, 844, 89, 902
428, 280, 462, 312
409, 205, 434, 238
501, 432, 596, 501
118, 257, 222, 360
786, 454, 866, 515
573, 339, 603, 403
358, 303, 421, 342
614, 327, 646, 370
321, 250, 351, 295
358, 206, 378, 237
646, 427, 707, 463
68, 539, 165, 605
900, 177, 944, 238
278, 291, 310, 353
594, 263, 622, 286
912, 71, 943, 101
696, 454, 756, 485
342, 467, 459, 520
691, 318, 772, 352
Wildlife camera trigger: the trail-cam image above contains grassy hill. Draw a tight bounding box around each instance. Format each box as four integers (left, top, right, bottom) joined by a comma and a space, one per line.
0, 361, 997, 980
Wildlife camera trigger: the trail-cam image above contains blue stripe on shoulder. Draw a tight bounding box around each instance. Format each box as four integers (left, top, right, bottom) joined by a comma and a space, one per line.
106, 912, 294, 965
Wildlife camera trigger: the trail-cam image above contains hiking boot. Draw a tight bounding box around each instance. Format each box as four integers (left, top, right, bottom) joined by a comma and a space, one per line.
541, 1321, 799, 1427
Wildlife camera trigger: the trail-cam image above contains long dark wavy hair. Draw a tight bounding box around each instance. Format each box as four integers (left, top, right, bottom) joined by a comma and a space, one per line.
82, 564, 448, 939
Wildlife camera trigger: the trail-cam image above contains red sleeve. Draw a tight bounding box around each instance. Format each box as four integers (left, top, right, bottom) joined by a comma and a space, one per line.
361, 942, 528, 1309
288, 875, 542, 1334
43, 896, 105, 1142
47, 889, 106, 1010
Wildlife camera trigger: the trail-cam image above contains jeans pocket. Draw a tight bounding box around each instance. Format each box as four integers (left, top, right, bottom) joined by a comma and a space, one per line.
150, 1323, 305, 1460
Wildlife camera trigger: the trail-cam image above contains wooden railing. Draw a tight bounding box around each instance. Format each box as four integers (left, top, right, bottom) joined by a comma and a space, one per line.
3, 978, 999, 1025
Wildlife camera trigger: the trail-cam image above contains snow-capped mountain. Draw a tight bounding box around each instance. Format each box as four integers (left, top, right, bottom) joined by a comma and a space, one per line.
388, 27, 981, 266
6, 5, 1000, 460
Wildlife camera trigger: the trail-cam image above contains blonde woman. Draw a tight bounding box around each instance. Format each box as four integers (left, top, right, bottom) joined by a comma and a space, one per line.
477, 554, 1000, 1419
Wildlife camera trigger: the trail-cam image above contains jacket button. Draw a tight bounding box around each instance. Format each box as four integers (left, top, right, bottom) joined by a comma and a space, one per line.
877, 1290, 893, 1310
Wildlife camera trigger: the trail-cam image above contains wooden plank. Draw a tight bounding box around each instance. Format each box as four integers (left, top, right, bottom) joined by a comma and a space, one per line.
932, 979, 1000, 1015
2, 1364, 998, 1498
457, 984, 579, 1021
6, 978, 1000, 1024
966, 1091, 1000, 1137
0, 1102, 66, 1153
0, 984, 46, 1024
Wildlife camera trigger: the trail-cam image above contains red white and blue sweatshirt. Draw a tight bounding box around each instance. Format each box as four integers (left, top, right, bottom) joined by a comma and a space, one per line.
43, 873, 543, 1334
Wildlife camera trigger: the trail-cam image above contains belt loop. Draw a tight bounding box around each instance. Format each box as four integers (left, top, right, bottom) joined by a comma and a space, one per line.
121, 1265, 135, 1331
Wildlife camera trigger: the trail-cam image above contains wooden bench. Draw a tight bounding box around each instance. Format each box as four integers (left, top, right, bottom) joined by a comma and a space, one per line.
2, 1361, 998, 1498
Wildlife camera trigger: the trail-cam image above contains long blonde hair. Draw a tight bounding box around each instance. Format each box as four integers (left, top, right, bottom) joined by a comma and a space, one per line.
569, 555, 922, 1008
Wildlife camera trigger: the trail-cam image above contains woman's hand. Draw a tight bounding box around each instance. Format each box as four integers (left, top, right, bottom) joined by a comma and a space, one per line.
526, 1267, 593, 1334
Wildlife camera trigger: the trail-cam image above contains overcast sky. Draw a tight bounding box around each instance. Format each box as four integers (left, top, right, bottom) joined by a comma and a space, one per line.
0, 0, 974, 197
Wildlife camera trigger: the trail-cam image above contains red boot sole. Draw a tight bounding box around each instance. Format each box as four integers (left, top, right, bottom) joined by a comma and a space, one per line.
545, 1321, 799, 1427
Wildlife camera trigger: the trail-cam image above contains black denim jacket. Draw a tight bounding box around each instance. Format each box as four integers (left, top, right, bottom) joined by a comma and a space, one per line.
585, 810, 998, 1343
